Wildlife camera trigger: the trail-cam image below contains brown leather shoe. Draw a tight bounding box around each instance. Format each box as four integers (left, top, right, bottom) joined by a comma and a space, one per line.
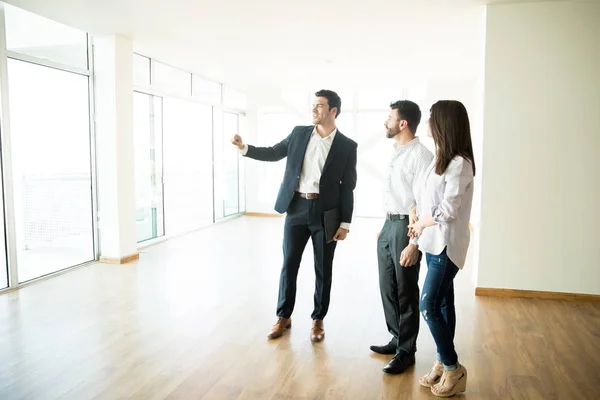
310, 319, 325, 342
267, 317, 291, 339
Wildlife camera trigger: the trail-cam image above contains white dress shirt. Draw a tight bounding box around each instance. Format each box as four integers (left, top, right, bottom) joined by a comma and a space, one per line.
241, 127, 350, 230
384, 137, 434, 215
298, 128, 336, 192
417, 156, 474, 269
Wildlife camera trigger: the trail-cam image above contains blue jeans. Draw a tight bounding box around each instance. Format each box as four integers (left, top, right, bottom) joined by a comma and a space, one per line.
420, 248, 460, 369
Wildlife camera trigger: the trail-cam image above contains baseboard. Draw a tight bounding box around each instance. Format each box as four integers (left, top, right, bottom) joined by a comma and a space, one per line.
99, 253, 140, 264
244, 212, 283, 218
475, 287, 600, 302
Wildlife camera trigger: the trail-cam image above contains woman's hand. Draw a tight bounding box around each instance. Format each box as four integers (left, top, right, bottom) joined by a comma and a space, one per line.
408, 221, 425, 237
408, 216, 436, 238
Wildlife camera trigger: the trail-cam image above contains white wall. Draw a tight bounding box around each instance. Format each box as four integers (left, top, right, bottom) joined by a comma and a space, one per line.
478, 1, 600, 294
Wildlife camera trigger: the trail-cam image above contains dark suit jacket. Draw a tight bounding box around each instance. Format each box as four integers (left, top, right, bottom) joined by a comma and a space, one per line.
245, 125, 358, 223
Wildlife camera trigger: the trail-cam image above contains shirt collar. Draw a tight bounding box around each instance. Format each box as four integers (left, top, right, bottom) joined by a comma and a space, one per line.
312, 126, 337, 141
393, 136, 419, 151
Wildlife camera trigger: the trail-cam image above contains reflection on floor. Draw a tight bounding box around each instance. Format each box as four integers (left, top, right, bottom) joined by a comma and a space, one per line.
0, 216, 598, 399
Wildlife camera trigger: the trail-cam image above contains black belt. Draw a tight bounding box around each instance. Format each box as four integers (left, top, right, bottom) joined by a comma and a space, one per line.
295, 192, 319, 200
386, 213, 407, 221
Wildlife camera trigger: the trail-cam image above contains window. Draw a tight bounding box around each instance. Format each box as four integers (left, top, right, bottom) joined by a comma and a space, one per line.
222, 112, 240, 216
8, 59, 95, 282
133, 52, 248, 226
212, 110, 224, 220
163, 97, 214, 235
355, 111, 391, 218
213, 110, 244, 219
238, 116, 247, 213
257, 113, 301, 204
4, 4, 88, 69
133, 92, 165, 242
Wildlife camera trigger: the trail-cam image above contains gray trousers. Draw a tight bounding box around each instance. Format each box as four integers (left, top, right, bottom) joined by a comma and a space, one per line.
377, 217, 421, 356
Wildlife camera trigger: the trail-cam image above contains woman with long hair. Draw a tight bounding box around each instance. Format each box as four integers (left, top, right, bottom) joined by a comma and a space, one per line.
408, 100, 475, 397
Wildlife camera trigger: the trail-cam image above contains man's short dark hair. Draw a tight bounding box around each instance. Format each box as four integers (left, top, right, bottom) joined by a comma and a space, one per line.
390, 100, 422, 134
315, 89, 341, 118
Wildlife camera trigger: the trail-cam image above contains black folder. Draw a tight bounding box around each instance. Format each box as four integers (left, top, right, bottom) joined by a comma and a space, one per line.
324, 208, 341, 243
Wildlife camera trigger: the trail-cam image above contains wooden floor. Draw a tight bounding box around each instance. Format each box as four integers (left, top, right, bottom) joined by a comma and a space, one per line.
0, 216, 599, 400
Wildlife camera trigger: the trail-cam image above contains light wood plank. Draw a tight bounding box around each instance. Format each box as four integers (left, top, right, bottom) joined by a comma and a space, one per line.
0, 217, 597, 400
476, 287, 600, 302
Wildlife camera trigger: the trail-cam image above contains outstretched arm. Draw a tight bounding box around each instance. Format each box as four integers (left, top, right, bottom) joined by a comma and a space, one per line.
232, 131, 292, 162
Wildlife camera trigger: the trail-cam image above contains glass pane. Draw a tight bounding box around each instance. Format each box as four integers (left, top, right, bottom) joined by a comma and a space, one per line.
133, 53, 150, 87
192, 75, 221, 104
355, 111, 392, 218
0, 162, 6, 288
222, 86, 246, 110
153, 97, 165, 237
0, 205, 6, 288
5, 4, 88, 69
257, 113, 300, 204
153, 62, 191, 97
223, 113, 240, 216
133, 92, 164, 242
213, 110, 241, 220
238, 116, 247, 213
163, 97, 214, 235
8, 59, 94, 282
212, 110, 224, 220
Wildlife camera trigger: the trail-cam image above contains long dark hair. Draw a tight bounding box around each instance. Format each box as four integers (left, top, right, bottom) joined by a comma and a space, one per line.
429, 100, 476, 176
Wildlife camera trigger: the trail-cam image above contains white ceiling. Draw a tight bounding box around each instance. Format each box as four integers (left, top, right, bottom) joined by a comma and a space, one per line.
1, 0, 560, 89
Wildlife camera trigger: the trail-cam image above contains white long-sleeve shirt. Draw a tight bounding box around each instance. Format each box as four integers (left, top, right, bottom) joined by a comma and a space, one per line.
417, 156, 474, 268
384, 137, 433, 215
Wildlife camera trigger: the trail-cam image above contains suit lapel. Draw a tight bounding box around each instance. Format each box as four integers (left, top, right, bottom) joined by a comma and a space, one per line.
299, 126, 313, 162
322, 131, 343, 175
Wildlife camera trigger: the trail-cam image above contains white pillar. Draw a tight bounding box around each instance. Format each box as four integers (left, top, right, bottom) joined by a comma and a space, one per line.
94, 35, 138, 262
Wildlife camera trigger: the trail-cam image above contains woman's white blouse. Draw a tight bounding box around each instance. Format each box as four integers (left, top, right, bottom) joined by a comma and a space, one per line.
417, 156, 474, 269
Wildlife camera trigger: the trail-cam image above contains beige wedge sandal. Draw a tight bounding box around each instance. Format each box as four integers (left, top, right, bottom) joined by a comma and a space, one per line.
419, 360, 444, 388
431, 364, 467, 397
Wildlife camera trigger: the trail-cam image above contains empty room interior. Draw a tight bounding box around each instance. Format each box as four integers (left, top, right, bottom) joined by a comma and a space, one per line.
0, 0, 598, 399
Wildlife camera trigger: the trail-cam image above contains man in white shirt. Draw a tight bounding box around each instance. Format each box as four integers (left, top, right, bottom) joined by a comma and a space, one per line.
371, 100, 433, 374
231, 90, 358, 343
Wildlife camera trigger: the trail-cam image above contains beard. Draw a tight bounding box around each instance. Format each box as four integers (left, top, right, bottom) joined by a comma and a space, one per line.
386, 128, 400, 139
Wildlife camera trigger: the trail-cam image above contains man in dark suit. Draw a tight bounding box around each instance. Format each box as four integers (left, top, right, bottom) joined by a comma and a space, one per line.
232, 90, 357, 342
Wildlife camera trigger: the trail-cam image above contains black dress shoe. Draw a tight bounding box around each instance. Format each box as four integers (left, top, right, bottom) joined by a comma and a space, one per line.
370, 341, 396, 355
382, 352, 416, 374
